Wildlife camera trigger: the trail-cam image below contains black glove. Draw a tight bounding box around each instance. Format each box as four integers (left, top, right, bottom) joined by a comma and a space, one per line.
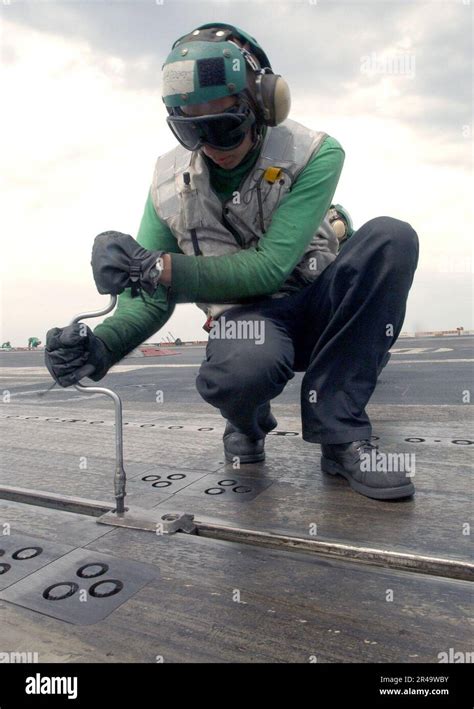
91, 231, 164, 297
45, 324, 115, 387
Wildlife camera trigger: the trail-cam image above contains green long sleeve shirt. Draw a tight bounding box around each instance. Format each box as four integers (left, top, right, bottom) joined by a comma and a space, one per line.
94, 134, 345, 359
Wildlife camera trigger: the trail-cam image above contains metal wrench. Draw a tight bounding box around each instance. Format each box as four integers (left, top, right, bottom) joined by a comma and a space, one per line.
69, 295, 127, 515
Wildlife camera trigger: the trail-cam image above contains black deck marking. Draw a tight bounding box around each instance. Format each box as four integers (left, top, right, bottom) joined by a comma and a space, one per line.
76, 563, 108, 579
0, 533, 73, 591
89, 579, 123, 598
205, 487, 225, 496
43, 582, 79, 601
4, 415, 471, 445
126, 468, 209, 507
232, 485, 253, 494
0, 548, 157, 625
11, 546, 43, 560
179, 475, 272, 503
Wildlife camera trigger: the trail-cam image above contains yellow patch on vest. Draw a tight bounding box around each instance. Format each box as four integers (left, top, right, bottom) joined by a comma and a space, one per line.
263, 166, 282, 183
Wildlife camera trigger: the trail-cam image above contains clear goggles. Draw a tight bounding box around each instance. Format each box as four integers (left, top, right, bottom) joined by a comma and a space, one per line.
166, 100, 256, 151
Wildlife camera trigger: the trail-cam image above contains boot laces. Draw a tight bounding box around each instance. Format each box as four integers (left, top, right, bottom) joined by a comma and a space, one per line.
356, 439, 379, 455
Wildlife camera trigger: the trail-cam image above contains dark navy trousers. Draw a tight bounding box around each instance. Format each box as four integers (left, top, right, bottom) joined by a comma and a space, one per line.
196, 216, 419, 444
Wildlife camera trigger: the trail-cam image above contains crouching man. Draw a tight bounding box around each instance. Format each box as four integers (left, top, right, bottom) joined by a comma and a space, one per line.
45, 23, 419, 501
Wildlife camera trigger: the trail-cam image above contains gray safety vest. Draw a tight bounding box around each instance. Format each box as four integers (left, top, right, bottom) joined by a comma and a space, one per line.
151, 118, 339, 318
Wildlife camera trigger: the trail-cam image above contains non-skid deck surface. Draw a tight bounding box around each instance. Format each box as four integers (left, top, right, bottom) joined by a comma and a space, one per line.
1, 403, 472, 562
0, 501, 471, 663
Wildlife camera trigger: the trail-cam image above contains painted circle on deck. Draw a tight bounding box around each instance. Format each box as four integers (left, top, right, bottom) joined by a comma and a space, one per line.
12, 546, 43, 560
218, 479, 237, 486
152, 481, 172, 488
89, 579, 124, 598
143, 475, 161, 481
76, 563, 109, 579
0, 563, 11, 575
43, 582, 79, 601
232, 485, 252, 494
167, 474, 186, 480
205, 487, 225, 495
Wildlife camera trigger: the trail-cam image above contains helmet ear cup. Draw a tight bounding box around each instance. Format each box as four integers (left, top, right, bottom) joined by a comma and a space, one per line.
331, 219, 347, 240
256, 73, 291, 126
272, 75, 291, 125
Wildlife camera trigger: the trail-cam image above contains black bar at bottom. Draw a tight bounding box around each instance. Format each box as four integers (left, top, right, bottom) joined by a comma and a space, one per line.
0, 662, 471, 707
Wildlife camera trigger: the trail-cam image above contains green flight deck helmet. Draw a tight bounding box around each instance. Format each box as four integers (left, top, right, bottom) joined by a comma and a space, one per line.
162, 23, 291, 151
329, 203, 355, 245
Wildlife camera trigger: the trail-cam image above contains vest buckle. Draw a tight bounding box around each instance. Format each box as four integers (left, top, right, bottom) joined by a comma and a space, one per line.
203, 316, 214, 333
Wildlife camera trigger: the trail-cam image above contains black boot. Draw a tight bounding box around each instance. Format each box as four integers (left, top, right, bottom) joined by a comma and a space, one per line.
321, 439, 415, 500
223, 406, 277, 464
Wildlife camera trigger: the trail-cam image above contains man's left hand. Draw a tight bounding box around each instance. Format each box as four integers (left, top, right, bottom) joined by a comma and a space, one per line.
91, 231, 165, 296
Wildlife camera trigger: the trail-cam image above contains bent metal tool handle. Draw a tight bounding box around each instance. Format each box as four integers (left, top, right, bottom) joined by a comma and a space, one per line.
69, 295, 127, 514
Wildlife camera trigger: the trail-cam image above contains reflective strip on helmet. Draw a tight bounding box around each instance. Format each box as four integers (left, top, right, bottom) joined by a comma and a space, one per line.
162, 60, 196, 96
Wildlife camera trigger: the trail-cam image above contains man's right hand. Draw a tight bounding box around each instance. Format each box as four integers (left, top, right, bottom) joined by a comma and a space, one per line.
45, 324, 114, 387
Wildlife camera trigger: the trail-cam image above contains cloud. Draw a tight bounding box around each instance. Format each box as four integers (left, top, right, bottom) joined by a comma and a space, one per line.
0, 3, 472, 343
4, 0, 470, 162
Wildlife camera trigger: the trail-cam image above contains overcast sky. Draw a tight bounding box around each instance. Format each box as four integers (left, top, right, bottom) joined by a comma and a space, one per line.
1, 0, 472, 345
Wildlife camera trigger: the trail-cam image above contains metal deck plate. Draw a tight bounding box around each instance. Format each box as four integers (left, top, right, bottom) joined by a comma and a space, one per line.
126, 467, 209, 507
0, 532, 73, 590
0, 548, 158, 625
177, 473, 273, 503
